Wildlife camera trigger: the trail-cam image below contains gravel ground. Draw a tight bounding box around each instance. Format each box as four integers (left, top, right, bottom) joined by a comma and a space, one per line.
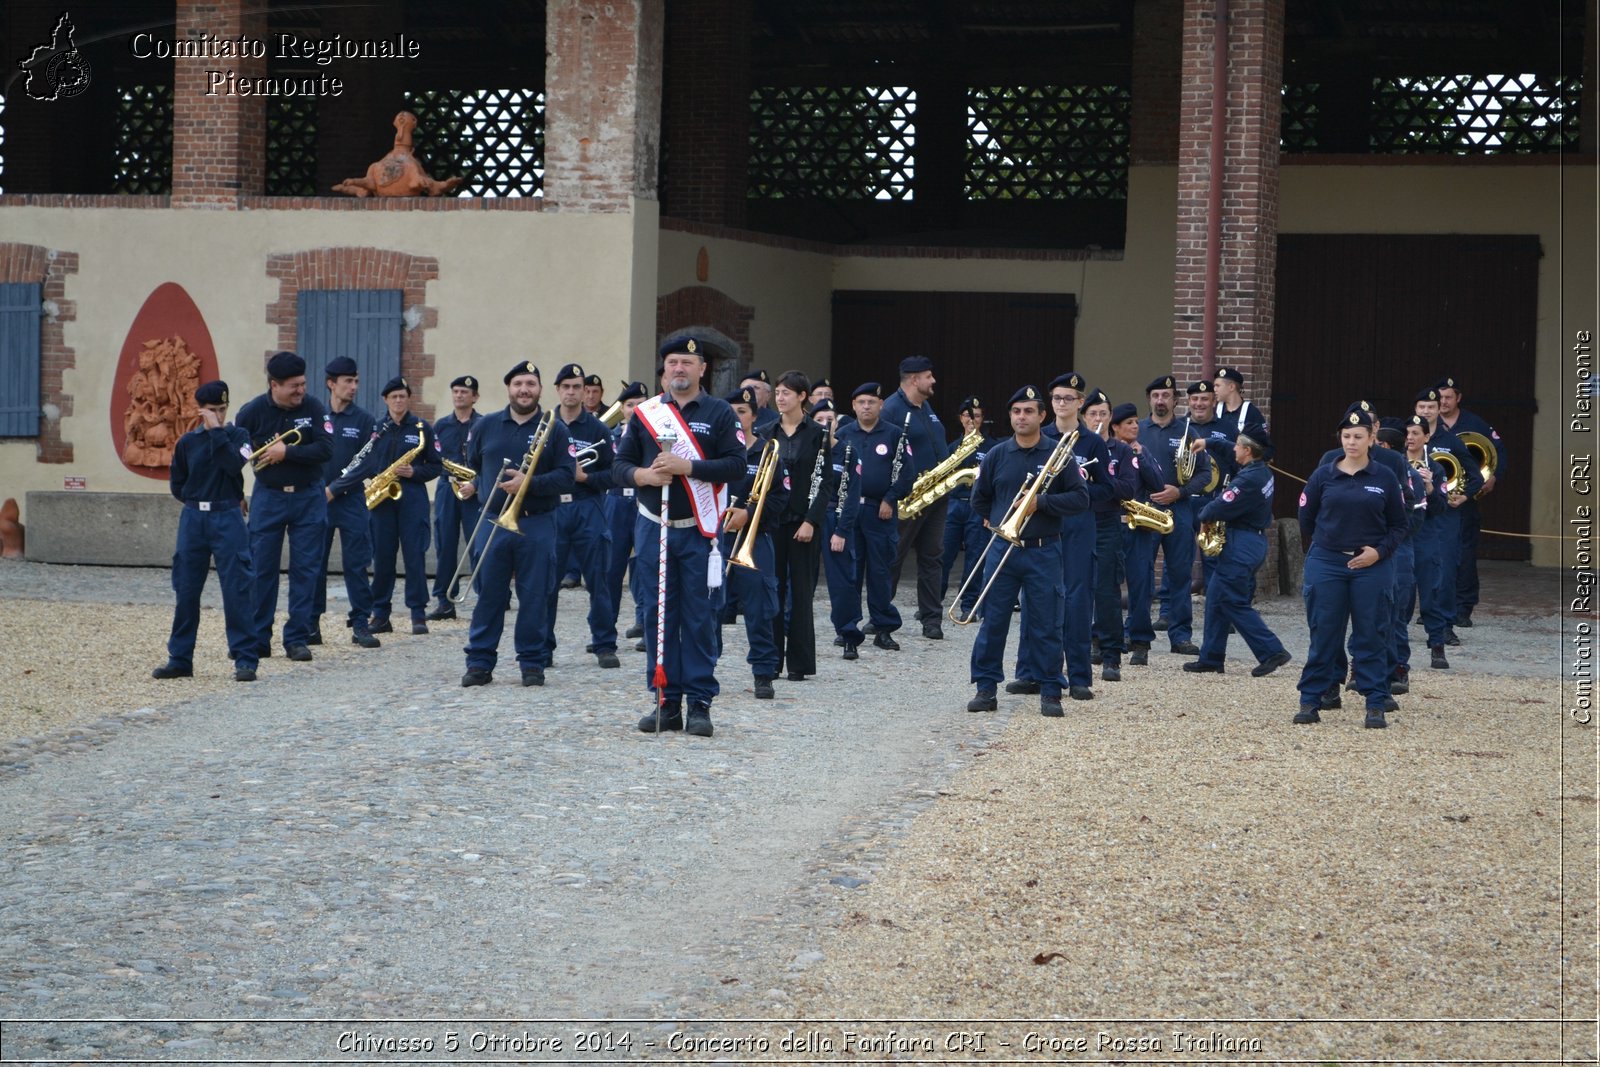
0, 557, 1589, 1063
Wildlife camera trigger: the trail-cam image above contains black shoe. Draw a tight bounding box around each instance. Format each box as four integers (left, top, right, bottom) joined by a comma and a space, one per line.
257, 646, 272, 659
351, 629, 381, 649
1345, 676, 1360, 692
1390, 677, 1410, 695
873, 632, 900, 651
406, 620, 425, 635
1251, 650, 1293, 678
787, 671, 807, 681
1004, 679, 1041, 695
1430, 645, 1450, 670
1129, 648, 1149, 667
1182, 660, 1224, 674
560, 576, 581, 590
1379, 695, 1399, 713
462, 668, 493, 687
685, 702, 714, 737
234, 666, 256, 682
1090, 648, 1103, 666
151, 662, 192, 679
285, 644, 313, 662
966, 688, 998, 713
1293, 705, 1321, 724
638, 701, 683, 733
369, 618, 393, 635
1365, 708, 1388, 729
1101, 664, 1122, 682
1040, 694, 1064, 717
754, 677, 775, 700
426, 602, 456, 621
596, 650, 621, 669
864, 622, 879, 635
625, 624, 643, 639
1069, 685, 1094, 701
306, 631, 322, 646
1170, 641, 1200, 656
521, 669, 545, 687
842, 642, 859, 661
1456, 613, 1473, 628
1320, 687, 1343, 711
1444, 626, 1461, 646
1154, 615, 1170, 631
832, 634, 846, 647
635, 639, 647, 652
922, 622, 944, 640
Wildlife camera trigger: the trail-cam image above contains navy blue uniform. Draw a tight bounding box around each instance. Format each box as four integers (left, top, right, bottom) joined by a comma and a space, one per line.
1187, 414, 1240, 588
1435, 414, 1497, 620
546, 408, 618, 664
613, 392, 747, 708
1094, 435, 1140, 662
719, 432, 789, 679
1296, 460, 1409, 712
1193, 459, 1286, 668
1132, 416, 1212, 648
463, 408, 575, 674
821, 435, 866, 643
1028, 423, 1112, 688
1120, 439, 1168, 658
1408, 453, 1453, 651
590, 419, 645, 642
771, 417, 830, 677
235, 392, 333, 653
882, 388, 951, 628
330, 413, 441, 626
314, 400, 378, 632
834, 416, 914, 641
165, 421, 256, 671
431, 408, 483, 604
968, 435, 1091, 698
940, 431, 996, 617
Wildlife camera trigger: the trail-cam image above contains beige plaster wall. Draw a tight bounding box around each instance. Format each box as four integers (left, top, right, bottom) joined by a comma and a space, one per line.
0, 205, 649, 521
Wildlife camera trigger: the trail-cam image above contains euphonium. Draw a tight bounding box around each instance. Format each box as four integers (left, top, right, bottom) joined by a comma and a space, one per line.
492, 410, 557, 534
899, 429, 984, 520
364, 423, 427, 510
441, 458, 477, 501
249, 427, 303, 471
727, 439, 780, 572
1456, 431, 1497, 497
1429, 447, 1464, 496
1121, 499, 1174, 534
1198, 520, 1227, 558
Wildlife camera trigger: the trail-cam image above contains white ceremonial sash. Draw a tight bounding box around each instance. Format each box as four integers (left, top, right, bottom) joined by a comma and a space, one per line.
636, 395, 726, 539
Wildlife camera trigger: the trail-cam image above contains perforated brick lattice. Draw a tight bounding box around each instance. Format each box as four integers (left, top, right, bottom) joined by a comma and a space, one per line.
265, 96, 318, 196
1370, 73, 1579, 153
1280, 81, 1320, 153
112, 85, 173, 195
966, 85, 1130, 200
403, 88, 545, 197
748, 85, 917, 200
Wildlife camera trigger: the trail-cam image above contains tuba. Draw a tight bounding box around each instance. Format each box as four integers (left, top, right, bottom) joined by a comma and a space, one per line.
1456, 431, 1497, 497
899, 429, 984, 520
1198, 520, 1227, 558
1121, 499, 1174, 534
1429, 447, 1464, 496
364, 423, 427, 510
726, 439, 780, 572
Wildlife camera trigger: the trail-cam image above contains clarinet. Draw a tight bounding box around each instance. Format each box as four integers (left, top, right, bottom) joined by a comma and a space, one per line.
835, 443, 852, 521
889, 412, 912, 491
807, 432, 825, 510
337, 416, 392, 481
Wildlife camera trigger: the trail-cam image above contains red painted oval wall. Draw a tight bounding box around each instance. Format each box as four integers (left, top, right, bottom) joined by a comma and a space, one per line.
110, 283, 221, 480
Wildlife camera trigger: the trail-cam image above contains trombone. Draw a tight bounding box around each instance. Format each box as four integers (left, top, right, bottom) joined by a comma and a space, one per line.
249, 427, 303, 471
447, 409, 557, 603
726, 439, 780, 573
444, 458, 510, 604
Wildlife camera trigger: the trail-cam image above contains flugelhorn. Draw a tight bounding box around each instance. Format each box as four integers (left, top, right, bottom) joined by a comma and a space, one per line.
250, 427, 303, 471
726, 439, 780, 573
441, 458, 477, 501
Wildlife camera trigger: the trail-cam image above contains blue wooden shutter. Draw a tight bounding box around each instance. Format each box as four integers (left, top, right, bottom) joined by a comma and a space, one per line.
0, 283, 43, 437
296, 289, 403, 417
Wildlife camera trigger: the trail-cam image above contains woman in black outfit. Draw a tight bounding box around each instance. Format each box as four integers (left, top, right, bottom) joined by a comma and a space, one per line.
770, 371, 832, 680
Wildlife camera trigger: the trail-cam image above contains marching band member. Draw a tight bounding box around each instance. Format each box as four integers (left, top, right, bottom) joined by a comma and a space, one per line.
328, 377, 441, 636
770, 371, 831, 682
1183, 379, 1238, 590
884, 355, 951, 640
965, 385, 1090, 718
1434, 376, 1505, 629
834, 382, 913, 657
152, 380, 258, 683
1376, 418, 1428, 694
615, 338, 746, 737
1417, 382, 1490, 642
741, 368, 780, 431
1213, 365, 1267, 444
460, 361, 575, 688
940, 396, 994, 623
1112, 401, 1165, 667
546, 362, 620, 670
810, 378, 835, 406
721, 386, 789, 699
1084, 388, 1137, 681
582, 372, 606, 419
1403, 413, 1453, 669
427, 374, 482, 622
1294, 409, 1408, 728
1134, 375, 1210, 659
235, 351, 333, 663
594, 380, 649, 650
813, 399, 865, 657
1182, 427, 1291, 677
313, 356, 381, 648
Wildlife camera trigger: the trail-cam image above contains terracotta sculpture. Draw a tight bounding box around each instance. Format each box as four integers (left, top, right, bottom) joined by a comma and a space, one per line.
122, 335, 201, 469
332, 111, 464, 197
0, 498, 22, 559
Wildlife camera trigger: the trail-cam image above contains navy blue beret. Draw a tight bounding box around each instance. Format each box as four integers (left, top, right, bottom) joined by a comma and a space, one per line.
380, 376, 410, 396
583, 373, 603, 387
811, 397, 835, 414
743, 368, 770, 385
1187, 380, 1215, 395
505, 360, 540, 384
266, 351, 306, 380
617, 380, 647, 403
1145, 375, 1176, 393
1216, 366, 1245, 385
325, 356, 358, 379
1009, 384, 1044, 406
1048, 372, 1087, 395
1344, 399, 1374, 417
959, 395, 982, 414
726, 386, 760, 408
195, 380, 229, 406
1083, 389, 1109, 409
1416, 386, 1441, 403
659, 336, 705, 359
450, 375, 478, 391
899, 355, 934, 375
1342, 409, 1375, 430
1239, 426, 1274, 454
554, 362, 585, 385
1111, 402, 1139, 425
1435, 375, 1460, 392
1406, 414, 1431, 434
852, 382, 883, 400
813, 378, 832, 391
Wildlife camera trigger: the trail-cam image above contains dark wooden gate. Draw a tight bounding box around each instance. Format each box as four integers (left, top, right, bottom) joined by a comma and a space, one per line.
1271, 234, 1539, 560
830, 290, 1077, 434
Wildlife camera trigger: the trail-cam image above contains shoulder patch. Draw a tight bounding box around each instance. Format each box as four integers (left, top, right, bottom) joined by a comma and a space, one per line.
1298, 490, 1308, 507
1222, 488, 1238, 502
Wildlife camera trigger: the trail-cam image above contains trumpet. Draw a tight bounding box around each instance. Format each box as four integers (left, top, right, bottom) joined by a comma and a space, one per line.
250, 427, 303, 471
726, 439, 780, 573
441, 458, 477, 501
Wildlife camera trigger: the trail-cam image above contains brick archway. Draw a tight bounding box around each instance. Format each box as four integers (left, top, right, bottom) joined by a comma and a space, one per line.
264, 248, 441, 419
0, 243, 78, 463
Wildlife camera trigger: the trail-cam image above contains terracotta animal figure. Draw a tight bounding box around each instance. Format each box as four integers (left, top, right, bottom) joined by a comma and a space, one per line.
333, 111, 463, 198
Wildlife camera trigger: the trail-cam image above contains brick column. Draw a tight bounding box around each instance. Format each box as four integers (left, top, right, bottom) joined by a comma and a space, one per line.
1131, 0, 1182, 165
660, 0, 749, 225
543, 0, 665, 211
1171, 0, 1283, 417
171, 0, 266, 207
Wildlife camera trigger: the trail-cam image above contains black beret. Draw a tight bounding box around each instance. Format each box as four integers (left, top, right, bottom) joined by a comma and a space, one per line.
1377, 426, 1405, 449
1239, 426, 1274, 454
1110, 402, 1140, 425
1145, 375, 1176, 393
450, 374, 479, 391
1216, 366, 1245, 385
1187, 380, 1215, 395
1048, 372, 1088, 395
726, 386, 760, 408
1379, 416, 1406, 432
813, 378, 832, 391
325, 356, 358, 379
1436, 375, 1460, 391
1406, 414, 1432, 434
1009, 384, 1044, 406
811, 397, 835, 414
195, 380, 229, 406
266, 351, 306, 380
959, 394, 982, 415
659, 336, 704, 359
1344, 400, 1374, 418
1342, 409, 1375, 430
1415, 387, 1441, 403
852, 382, 883, 400
1083, 389, 1109, 409
505, 360, 540, 384
617, 380, 647, 402
899, 355, 934, 375
380, 376, 410, 396
742, 368, 770, 385
554, 362, 585, 385
583, 373, 603, 388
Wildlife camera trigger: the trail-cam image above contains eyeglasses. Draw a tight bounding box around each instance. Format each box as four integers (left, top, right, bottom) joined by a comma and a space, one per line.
1050, 393, 1082, 404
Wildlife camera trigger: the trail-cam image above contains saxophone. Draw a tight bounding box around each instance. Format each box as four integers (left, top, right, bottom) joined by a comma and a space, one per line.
364, 421, 428, 510
899, 429, 983, 520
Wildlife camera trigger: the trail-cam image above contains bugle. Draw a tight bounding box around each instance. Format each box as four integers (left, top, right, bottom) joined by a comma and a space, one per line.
250, 427, 303, 471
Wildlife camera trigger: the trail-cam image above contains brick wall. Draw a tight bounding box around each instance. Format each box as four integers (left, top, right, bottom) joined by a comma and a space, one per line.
660, 0, 751, 225
264, 249, 441, 420
1132, 0, 1183, 165
171, 0, 266, 207
1171, 0, 1284, 418
0, 243, 78, 463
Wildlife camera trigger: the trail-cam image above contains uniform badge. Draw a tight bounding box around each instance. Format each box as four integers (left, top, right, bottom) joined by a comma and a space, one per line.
239, 443, 252, 460
736, 428, 747, 446
876, 443, 889, 456
1222, 488, 1237, 502
783, 475, 791, 490
568, 442, 578, 456
1132, 455, 1140, 469
1298, 491, 1308, 507
434, 439, 442, 451
323, 418, 333, 434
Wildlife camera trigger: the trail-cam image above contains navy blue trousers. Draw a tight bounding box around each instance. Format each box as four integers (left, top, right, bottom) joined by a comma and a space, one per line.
940, 496, 987, 607
1154, 497, 1197, 644
314, 491, 375, 628
370, 483, 431, 623
464, 511, 555, 673
1043, 511, 1096, 688
543, 497, 617, 662
852, 507, 902, 634
1123, 524, 1158, 646
635, 517, 723, 706
1409, 519, 1450, 648
1456, 501, 1482, 615
249, 483, 327, 651
1196, 528, 1284, 668
432, 483, 482, 602
1433, 506, 1463, 624
720, 529, 780, 677
168, 503, 256, 670
972, 538, 1065, 698
604, 491, 643, 637
822, 509, 862, 641
1297, 545, 1395, 711
1390, 539, 1416, 671
1091, 512, 1125, 658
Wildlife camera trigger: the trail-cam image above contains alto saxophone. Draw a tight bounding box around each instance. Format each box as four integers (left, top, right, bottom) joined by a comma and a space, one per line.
364, 421, 428, 510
